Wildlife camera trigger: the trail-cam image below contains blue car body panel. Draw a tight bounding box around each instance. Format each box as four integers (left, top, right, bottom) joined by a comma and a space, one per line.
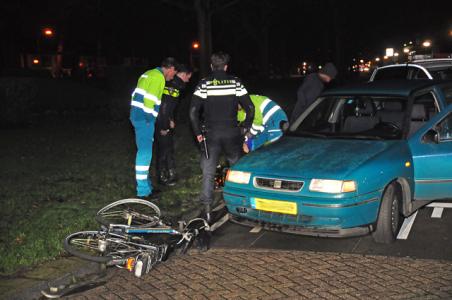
224, 82, 452, 237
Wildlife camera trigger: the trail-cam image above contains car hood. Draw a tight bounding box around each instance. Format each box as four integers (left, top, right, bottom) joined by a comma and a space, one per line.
235, 137, 397, 179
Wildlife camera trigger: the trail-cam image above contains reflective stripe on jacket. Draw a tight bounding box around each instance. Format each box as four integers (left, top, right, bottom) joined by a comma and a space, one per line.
130, 68, 165, 122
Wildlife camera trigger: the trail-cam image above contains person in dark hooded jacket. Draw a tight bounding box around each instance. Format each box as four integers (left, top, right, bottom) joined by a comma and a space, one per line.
155, 64, 192, 186
290, 62, 338, 123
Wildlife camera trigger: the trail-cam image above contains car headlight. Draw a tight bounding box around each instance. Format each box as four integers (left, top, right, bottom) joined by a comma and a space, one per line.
309, 179, 357, 193
226, 170, 251, 184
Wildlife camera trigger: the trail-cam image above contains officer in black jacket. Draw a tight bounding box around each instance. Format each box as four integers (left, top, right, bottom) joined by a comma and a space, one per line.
190, 52, 254, 220
155, 64, 193, 186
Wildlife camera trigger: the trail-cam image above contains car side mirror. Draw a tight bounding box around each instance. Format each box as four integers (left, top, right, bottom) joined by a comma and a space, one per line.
280, 121, 290, 132
422, 129, 439, 144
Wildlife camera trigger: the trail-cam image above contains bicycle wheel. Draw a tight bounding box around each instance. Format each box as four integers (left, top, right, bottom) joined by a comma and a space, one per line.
64, 231, 134, 263
96, 198, 161, 227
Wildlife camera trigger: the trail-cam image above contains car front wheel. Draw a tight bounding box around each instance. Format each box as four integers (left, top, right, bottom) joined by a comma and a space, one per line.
372, 183, 403, 244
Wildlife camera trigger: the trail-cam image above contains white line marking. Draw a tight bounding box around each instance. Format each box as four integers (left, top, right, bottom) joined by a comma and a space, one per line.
431, 207, 444, 218
397, 211, 418, 240
249, 225, 262, 233
210, 214, 230, 232
426, 202, 452, 208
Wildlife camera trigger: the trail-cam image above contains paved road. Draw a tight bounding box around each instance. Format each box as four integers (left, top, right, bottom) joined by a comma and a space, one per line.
212, 204, 452, 261
59, 205, 452, 300
64, 248, 452, 300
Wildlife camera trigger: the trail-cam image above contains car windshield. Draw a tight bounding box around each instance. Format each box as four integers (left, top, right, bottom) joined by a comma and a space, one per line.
289, 95, 408, 140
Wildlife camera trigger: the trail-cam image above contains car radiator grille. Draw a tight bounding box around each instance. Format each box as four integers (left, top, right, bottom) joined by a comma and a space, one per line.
254, 177, 304, 192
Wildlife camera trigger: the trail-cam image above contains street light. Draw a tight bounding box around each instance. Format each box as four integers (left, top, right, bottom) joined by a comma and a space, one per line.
43, 28, 54, 37
422, 40, 431, 48
192, 41, 200, 49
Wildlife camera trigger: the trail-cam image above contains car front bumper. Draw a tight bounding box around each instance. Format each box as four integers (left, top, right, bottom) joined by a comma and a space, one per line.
223, 187, 382, 237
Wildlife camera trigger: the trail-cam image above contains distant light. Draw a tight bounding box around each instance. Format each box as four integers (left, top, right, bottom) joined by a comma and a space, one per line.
422, 40, 431, 47
33, 58, 40, 64
318, 65, 322, 69
383, 56, 388, 60
449, 30, 452, 37
192, 41, 200, 49
375, 57, 380, 62
409, 41, 413, 44
43, 28, 54, 37
359, 59, 364, 63
79, 62, 84, 68
363, 67, 370, 72
403, 43, 407, 47
403, 47, 410, 53
303, 61, 307, 65
394, 52, 399, 57
385, 48, 394, 57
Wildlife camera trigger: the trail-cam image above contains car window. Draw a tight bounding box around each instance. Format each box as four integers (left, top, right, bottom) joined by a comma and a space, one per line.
437, 113, 452, 141
441, 86, 452, 105
373, 67, 409, 81
411, 68, 429, 79
414, 91, 439, 116
408, 92, 438, 137
290, 96, 407, 140
429, 68, 452, 80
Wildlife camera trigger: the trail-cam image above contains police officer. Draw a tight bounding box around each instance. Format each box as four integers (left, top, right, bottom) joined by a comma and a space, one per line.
190, 52, 254, 220
130, 57, 178, 199
155, 64, 193, 186
238, 95, 288, 153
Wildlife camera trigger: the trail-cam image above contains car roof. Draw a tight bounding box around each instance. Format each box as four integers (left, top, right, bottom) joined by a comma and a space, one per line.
321, 80, 449, 98
411, 59, 452, 69
377, 59, 452, 70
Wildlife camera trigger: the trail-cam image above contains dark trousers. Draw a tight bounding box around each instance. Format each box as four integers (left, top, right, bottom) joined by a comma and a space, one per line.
200, 127, 242, 205
155, 129, 175, 174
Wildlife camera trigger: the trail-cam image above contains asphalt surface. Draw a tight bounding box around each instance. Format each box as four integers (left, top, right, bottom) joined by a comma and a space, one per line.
212, 204, 452, 261
9, 203, 452, 299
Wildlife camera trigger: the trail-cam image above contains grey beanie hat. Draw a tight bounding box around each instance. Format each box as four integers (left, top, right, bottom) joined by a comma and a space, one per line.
320, 62, 338, 79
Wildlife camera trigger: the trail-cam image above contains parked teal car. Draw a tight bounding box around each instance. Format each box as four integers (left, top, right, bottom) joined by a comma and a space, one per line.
224, 80, 452, 243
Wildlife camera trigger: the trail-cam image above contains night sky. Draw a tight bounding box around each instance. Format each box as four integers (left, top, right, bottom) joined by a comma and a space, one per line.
1, 0, 451, 73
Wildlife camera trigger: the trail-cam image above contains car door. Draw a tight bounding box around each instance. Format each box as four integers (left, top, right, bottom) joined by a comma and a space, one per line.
409, 104, 452, 201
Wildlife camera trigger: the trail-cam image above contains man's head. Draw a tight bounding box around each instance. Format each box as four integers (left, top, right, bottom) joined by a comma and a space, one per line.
161, 57, 178, 81
210, 51, 230, 71
318, 62, 338, 83
176, 64, 193, 83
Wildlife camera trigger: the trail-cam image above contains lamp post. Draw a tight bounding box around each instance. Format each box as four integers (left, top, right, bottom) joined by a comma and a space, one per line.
37, 27, 54, 53
422, 40, 433, 58
190, 41, 200, 71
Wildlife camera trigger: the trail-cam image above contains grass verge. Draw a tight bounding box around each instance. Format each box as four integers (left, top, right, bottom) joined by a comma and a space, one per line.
0, 115, 202, 275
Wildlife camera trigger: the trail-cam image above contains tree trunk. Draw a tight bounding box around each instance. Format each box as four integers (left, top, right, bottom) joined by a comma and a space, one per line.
194, 0, 212, 77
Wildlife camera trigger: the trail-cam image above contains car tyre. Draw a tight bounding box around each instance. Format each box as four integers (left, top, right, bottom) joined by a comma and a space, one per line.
372, 183, 402, 244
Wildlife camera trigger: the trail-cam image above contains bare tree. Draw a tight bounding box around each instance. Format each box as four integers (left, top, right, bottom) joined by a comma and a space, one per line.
162, 0, 239, 76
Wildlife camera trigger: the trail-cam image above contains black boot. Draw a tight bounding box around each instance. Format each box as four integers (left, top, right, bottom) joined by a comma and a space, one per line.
158, 170, 169, 185
166, 169, 177, 186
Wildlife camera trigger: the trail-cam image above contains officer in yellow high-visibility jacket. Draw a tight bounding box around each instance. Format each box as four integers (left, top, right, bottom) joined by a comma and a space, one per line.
238, 94, 288, 153
130, 57, 178, 198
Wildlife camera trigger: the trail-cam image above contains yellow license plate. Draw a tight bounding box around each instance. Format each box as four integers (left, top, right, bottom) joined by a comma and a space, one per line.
251, 198, 297, 215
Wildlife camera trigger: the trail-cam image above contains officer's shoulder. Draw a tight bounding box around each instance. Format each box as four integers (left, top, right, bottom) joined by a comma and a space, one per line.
147, 68, 164, 77
229, 75, 244, 83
